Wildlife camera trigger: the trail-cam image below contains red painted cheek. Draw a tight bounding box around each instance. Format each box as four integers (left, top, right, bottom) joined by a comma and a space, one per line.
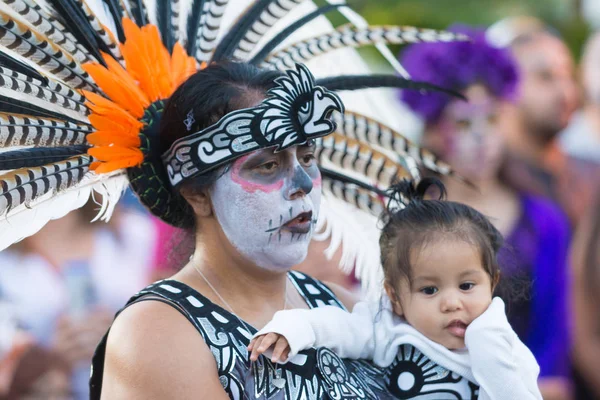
313, 174, 322, 188
232, 175, 284, 193
230, 157, 284, 193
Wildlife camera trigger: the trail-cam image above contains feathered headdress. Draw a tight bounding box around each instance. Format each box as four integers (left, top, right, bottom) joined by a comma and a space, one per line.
0, 0, 466, 293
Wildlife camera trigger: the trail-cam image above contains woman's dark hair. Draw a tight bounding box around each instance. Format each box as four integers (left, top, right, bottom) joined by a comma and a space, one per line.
380, 178, 503, 297
136, 62, 283, 269
158, 61, 284, 230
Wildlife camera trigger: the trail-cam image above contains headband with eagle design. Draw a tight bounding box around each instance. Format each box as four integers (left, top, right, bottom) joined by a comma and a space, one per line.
163, 63, 344, 186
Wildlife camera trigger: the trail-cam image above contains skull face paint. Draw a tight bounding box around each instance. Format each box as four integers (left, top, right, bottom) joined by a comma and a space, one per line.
210, 143, 321, 271
434, 85, 507, 181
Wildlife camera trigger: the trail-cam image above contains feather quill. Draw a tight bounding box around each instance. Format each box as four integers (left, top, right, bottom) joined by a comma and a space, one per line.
325, 0, 410, 78
0, 145, 88, 170
2, 0, 96, 64
0, 9, 98, 90
262, 25, 468, 70
0, 113, 91, 148
183, 0, 204, 52
316, 133, 412, 189
0, 154, 91, 217
230, 0, 306, 61
249, 3, 344, 65
333, 111, 454, 177
192, 0, 229, 62
317, 75, 466, 99
0, 170, 127, 251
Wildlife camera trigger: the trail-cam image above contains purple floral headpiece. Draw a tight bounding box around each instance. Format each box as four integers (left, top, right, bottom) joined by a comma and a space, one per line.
399, 24, 519, 124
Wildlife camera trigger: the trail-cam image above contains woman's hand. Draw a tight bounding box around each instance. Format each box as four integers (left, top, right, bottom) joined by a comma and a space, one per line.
248, 333, 291, 363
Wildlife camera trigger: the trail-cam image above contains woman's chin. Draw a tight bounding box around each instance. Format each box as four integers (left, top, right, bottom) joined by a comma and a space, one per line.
252, 239, 311, 272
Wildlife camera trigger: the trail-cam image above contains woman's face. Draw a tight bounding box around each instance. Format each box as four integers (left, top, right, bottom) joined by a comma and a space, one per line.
425, 85, 507, 182
210, 142, 321, 271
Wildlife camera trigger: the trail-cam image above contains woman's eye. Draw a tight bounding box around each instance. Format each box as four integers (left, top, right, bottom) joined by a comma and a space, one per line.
257, 161, 278, 172
455, 119, 471, 130
300, 154, 315, 166
420, 287, 438, 295
460, 282, 475, 291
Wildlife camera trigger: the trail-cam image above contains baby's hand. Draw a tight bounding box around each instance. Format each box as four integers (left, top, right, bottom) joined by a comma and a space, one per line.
247, 333, 291, 363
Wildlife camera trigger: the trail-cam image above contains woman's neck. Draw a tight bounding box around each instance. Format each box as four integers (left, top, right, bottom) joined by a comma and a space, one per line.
173, 222, 295, 328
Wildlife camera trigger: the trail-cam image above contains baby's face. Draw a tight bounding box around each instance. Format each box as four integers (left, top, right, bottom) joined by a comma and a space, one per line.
388, 238, 495, 350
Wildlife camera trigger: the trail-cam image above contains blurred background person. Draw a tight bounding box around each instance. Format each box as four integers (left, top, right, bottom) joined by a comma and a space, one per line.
560, 31, 600, 164
570, 188, 600, 400
399, 25, 572, 400
487, 17, 598, 226
0, 200, 157, 399
0, 301, 32, 398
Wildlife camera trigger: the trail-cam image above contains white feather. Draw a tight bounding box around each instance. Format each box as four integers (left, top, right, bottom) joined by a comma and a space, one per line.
314, 194, 384, 301
0, 170, 128, 251
323, 0, 410, 79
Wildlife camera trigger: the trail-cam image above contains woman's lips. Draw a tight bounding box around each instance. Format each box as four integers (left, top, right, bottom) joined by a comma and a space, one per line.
445, 320, 468, 338
282, 211, 313, 234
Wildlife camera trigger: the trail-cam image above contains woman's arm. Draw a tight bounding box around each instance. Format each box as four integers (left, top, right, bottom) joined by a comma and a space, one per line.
571, 212, 600, 398
100, 300, 229, 400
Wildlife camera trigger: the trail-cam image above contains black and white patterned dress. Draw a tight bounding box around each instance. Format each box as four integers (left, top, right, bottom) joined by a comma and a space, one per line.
90, 271, 478, 399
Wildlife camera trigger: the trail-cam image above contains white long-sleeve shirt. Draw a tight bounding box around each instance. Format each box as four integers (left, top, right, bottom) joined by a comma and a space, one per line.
255, 297, 542, 400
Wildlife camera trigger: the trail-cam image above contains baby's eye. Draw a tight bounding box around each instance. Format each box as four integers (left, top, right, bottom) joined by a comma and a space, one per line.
460, 282, 475, 291
420, 286, 438, 295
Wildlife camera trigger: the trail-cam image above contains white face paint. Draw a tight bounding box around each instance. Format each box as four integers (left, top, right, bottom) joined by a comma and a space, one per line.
210, 144, 321, 271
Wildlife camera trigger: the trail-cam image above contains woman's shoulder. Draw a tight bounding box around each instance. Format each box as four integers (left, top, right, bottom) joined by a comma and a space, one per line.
107, 298, 211, 364
101, 298, 224, 398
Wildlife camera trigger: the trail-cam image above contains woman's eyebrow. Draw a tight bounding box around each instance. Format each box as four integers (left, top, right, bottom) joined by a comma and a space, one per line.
298, 142, 316, 151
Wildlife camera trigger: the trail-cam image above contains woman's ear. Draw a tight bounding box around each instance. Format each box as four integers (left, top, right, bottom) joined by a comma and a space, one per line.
180, 187, 213, 217
384, 281, 403, 316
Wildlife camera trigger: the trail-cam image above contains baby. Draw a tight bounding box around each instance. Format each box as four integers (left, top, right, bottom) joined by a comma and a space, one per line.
249, 178, 542, 399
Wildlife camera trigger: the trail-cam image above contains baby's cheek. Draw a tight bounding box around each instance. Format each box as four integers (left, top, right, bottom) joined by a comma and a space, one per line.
470, 290, 494, 319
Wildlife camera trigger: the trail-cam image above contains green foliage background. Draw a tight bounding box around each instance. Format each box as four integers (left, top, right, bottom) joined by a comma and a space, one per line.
318, 0, 590, 67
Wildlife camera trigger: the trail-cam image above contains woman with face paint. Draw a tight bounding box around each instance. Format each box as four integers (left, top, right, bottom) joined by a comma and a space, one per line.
0, 0, 481, 395
88, 62, 397, 399
400, 25, 573, 398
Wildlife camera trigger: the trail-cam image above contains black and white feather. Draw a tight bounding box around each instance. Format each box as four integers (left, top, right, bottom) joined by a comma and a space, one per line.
0, 0, 466, 299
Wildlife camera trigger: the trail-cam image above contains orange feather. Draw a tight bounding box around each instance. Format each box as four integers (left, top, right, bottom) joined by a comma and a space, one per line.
88, 146, 144, 172
92, 156, 145, 173
83, 64, 147, 118
102, 51, 150, 105
87, 114, 142, 136
82, 18, 199, 174
88, 145, 143, 160
83, 91, 141, 127
170, 42, 186, 89
86, 131, 141, 148
121, 20, 155, 96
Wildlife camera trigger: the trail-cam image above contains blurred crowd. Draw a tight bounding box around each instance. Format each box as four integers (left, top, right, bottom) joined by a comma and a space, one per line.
1, 12, 600, 400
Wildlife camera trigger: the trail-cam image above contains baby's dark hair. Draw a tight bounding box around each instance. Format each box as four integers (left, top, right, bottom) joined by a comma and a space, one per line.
380, 178, 503, 295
